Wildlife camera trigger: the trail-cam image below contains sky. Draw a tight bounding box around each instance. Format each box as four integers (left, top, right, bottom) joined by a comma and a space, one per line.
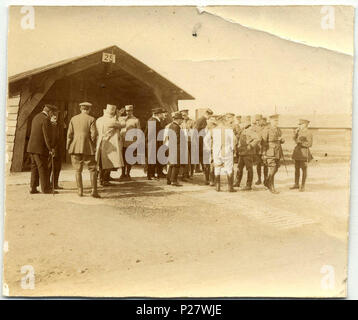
202, 6, 354, 55
7, 6, 355, 116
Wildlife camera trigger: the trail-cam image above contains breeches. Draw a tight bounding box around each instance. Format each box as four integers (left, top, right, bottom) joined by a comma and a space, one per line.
238, 155, 253, 171
265, 157, 280, 168
295, 160, 307, 169
213, 155, 233, 175
71, 154, 96, 173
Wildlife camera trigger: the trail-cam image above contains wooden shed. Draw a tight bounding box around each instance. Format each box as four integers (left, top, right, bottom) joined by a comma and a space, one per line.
7, 45, 194, 172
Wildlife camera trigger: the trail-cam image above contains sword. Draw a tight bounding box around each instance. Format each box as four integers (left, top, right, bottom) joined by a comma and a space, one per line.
279, 143, 289, 177
51, 152, 55, 196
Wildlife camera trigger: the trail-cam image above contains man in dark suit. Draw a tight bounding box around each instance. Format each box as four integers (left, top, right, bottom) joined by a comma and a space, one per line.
145, 108, 163, 180
27, 104, 57, 194
194, 108, 213, 185
67, 102, 100, 198
166, 112, 184, 186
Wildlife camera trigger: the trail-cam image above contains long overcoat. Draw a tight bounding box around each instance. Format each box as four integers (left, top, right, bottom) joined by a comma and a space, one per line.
95, 112, 124, 170
292, 128, 313, 161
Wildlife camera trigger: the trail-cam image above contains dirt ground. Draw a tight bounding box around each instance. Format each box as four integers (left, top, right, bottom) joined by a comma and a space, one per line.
3, 161, 350, 297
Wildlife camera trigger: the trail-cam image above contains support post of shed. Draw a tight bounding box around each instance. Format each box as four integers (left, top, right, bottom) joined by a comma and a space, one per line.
11, 73, 58, 172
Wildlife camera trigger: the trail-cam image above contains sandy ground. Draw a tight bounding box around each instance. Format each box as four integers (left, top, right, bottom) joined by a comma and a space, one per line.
3, 161, 350, 297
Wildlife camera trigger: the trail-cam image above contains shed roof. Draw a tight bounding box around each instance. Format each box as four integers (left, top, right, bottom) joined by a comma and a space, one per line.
8, 45, 194, 100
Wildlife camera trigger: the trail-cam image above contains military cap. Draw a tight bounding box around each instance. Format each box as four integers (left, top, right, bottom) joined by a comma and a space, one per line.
79, 102, 92, 107
117, 107, 126, 116
299, 119, 310, 125
235, 115, 242, 120
106, 104, 117, 109
254, 114, 263, 121
208, 117, 218, 125
125, 104, 134, 111
43, 104, 58, 112
225, 113, 235, 117
180, 109, 189, 113
152, 108, 162, 114
172, 111, 183, 120
243, 115, 251, 122
269, 114, 279, 119
206, 108, 214, 115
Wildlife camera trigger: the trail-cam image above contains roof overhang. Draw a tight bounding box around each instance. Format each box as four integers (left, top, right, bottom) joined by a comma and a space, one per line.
8, 45, 195, 101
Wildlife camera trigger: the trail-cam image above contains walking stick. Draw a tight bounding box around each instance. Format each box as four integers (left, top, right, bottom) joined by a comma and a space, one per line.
51, 153, 55, 196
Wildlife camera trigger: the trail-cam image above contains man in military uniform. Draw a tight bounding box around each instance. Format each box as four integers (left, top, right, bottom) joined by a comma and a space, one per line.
155, 108, 167, 178
224, 113, 235, 129
260, 117, 269, 186
119, 105, 141, 180
262, 114, 285, 194
290, 119, 313, 192
67, 102, 100, 198
194, 108, 214, 185
145, 108, 163, 180
166, 112, 184, 186
251, 114, 268, 186
96, 104, 125, 186
160, 109, 170, 128
234, 115, 242, 136
235, 116, 260, 191
180, 109, 195, 179
211, 115, 237, 192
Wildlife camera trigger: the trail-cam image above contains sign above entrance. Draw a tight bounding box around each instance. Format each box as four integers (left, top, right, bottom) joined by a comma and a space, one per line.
102, 52, 116, 63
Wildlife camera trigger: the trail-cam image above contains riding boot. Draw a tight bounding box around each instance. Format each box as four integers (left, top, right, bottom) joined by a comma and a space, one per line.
263, 166, 268, 186
215, 175, 221, 192
171, 166, 182, 186
90, 171, 101, 198
204, 166, 210, 185
228, 173, 237, 192
120, 167, 126, 180
190, 165, 195, 177
269, 174, 279, 194
167, 166, 173, 185
75, 172, 83, 197
290, 164, 300, 189
210, 170, 215, 186
255, 164, 262, 185
300, 167, 307, 192
234, 169, 243, 188
126, 165, 132, 179
247, 168, 253, 189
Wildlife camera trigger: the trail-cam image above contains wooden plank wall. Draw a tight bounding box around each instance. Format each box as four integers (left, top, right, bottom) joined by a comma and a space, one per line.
6, 96, 20, 172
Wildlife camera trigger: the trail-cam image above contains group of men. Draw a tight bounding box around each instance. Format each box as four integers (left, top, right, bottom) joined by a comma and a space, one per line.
66, 102, 142, 197
192, 110, 313, 194
27, 104, 63, 195
27, 101, 313, 197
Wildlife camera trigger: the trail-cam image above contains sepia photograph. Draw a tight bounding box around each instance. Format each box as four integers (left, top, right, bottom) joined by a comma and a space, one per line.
2, 5, 356, 298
